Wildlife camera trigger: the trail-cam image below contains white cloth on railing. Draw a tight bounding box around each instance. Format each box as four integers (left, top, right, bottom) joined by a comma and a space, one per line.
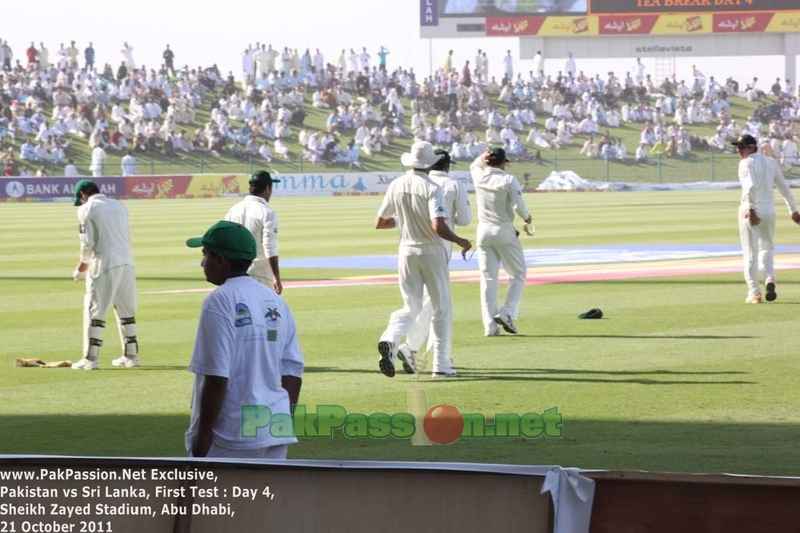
541, 466, 596, 533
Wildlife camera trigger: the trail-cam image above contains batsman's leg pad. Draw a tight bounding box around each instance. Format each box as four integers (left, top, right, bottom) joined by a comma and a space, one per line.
120, 317, 138, 357
87, 319, 106, 360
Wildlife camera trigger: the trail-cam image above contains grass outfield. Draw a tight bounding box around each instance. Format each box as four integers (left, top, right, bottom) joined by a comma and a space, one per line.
2, 191, 800, 476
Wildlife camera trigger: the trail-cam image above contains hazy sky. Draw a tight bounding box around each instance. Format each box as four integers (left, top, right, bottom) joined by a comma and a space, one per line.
2, 0, 795, 88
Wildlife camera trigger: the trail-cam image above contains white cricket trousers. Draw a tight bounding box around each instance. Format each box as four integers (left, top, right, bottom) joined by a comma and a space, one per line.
406, 288, 435, 354
249, 259, 275, 290
83, 262, 137, 358
381, 244, 453, 372
405, 244, 452, 355
477, 223, 527, 330
738, 204, 776, 297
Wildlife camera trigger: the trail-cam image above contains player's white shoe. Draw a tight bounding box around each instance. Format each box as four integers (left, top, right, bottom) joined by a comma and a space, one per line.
112, 356, 140, 368
432, 369, 458, 379
396, 343, 417, 375
745, 294, 763, 304
377, 341, 396, 378
71, 358, 99, 370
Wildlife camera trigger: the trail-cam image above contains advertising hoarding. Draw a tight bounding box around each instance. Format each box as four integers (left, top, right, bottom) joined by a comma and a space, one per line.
427, 0, 800, 35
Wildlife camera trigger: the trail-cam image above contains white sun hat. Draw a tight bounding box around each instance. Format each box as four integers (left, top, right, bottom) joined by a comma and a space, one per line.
401, 141, 443, 168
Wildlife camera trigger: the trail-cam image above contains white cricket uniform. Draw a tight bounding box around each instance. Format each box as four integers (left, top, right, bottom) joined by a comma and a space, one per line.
78, 194, 137, 359
89, 147, 106, 177
185, 276, 304, 456
737, 152, 798, 298
470, 157, 531, 334
377, 170, 453, 373
121, 154, 137, 177
405, 170, 472, 357
224, 196, 279, 289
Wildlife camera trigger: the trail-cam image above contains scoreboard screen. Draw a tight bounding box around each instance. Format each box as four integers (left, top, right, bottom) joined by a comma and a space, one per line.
589, 0, 797, 15
438, 0, 796, 16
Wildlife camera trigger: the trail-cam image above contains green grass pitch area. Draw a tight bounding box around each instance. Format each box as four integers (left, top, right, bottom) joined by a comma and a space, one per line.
2, 190, 800, 476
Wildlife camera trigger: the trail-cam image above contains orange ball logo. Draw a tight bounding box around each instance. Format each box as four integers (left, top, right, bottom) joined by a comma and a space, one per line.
423, 404, 464, 445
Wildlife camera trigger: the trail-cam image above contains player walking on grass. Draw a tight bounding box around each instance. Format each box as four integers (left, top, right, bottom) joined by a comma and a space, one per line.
732, 134, 800, 303
375, 142, 472, 379
71, 180, 139, 370
185, 221, 303, 458
397, 149, 472, 373
224, 170, 282, 294
469, 148, 532, 336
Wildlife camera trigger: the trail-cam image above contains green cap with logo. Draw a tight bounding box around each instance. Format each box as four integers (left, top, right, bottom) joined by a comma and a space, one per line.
73, 179, 98, 206
730, 134, 758, 148
186, 221, 257, 261
487, 147, 509, 164
249, 170, 280, 186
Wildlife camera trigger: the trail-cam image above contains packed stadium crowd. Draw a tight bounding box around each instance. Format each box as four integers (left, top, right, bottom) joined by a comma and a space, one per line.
1, 38, 800, 177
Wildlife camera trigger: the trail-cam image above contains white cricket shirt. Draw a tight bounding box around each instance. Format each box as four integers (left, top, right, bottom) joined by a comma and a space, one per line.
739, 152, 797, 215
377, 170, 446, 247
77, 194, 134, 268
225, 195, 279, 279
469, 157, 530, 225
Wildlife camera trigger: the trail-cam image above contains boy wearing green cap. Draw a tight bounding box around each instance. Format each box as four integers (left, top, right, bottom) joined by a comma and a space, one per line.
185, 221, 304, 458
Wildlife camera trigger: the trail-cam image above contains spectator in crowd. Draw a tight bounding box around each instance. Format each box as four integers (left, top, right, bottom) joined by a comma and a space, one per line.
636, 143, 649, 163
121, 150, 137, 176
84, 42, 95, 72
377, 46, 389, 72
163, 44, 175, 75
89, 145, 107, 177
64, 159, 79, 177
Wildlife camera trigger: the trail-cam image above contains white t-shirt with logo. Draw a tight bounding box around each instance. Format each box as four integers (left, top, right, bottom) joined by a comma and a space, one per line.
185, 276, 304, 451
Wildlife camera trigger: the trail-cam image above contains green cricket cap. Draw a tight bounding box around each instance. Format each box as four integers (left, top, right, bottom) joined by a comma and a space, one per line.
249, 170, 280, 185
186, 221, 257, 261
487, 147, 509, 164
730, 134, 758, 148
73, 179, 98, 206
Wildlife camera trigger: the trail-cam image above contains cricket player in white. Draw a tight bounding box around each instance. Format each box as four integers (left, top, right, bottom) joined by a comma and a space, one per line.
470, 148, 532, 336
731, 134, 800, 303
71, 180, 139, 370
375, 142, 472, 378
185, 221, 303, 458
224, 170, 282, 294
398, 149, 472, 372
